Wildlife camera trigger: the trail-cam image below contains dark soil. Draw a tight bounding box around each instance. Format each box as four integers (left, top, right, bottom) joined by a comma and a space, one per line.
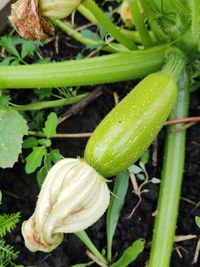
0, 18, 200, 267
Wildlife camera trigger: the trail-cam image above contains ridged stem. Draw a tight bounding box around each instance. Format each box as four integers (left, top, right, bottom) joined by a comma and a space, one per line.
161, 48, 186, 81
148, 70, 190, 267
82, 0, 137, 50
0, 45, 168, 89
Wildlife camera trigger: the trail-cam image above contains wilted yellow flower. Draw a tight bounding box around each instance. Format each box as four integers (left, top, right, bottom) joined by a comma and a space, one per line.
10, 0, 82, 40
22, 158, 110, 252
120, 0, 134, 28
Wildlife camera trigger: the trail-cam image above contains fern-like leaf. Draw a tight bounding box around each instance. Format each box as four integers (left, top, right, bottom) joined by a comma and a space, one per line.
0, 213, 21, 238
0, 239, 19, 266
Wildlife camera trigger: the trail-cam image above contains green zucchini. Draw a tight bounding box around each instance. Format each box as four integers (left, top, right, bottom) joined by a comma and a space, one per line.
84, 72, 177, 177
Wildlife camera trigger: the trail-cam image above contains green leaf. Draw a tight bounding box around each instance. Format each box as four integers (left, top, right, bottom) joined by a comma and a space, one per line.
0, 212, 21, 238
38, 138, 51, 147
140, 149, 150, 165
25, 146, 45, 174
111, 239, 144, 267
128, 165, 142, 174
70, 262, 93, 267
106, 171, 129, 261
0, 108, 28, 168
0, 36, 20, 58
37, 153, 52, 187
0, 239, 19, 265
37, 165, 48, 187
151, 177, 160, 184
22, 137, 39, 149
50, 149, 63, 163
42, 112, 58, 138
0, 96, 10, 108
21, 40, 42, 59
0, 57, 15, 66
0, 191, 2, 204
195, 216, 200, 228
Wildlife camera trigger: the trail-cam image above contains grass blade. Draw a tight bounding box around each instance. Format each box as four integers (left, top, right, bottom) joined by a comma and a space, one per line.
106, 170, 129, 262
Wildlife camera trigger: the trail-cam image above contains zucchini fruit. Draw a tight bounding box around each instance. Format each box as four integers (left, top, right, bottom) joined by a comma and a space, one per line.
84, 72, 177, 177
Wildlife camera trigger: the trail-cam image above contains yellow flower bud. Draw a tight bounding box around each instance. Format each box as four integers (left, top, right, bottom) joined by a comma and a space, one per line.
22, 158, 110, 252
39, 0, 82, 19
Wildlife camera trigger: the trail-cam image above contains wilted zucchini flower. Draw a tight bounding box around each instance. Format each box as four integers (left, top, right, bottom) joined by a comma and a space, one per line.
10, 0, 82, 40
22, 158, 110, 252
120, 0, 143, 28
120, 0, 134, 28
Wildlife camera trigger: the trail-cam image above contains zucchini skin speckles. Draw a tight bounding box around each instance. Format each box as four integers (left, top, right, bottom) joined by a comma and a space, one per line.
84, 73, 177, 177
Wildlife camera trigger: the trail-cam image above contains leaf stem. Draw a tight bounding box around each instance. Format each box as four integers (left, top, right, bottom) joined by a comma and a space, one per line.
149, 70, 190, 267
51, 18, 128, 53
82, 0, 137, 50
128, 0, 152, 48
10, 94, 87, 111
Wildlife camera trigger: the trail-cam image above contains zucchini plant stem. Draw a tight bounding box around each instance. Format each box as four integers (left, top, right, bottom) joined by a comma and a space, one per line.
161, 48, 186, 81
82, 0, 137, 50
128, 0, 152, 48
51, 18, 128, 53
77, 4, 150, 45
0, 45, 169, 89
149, 70, 190, 267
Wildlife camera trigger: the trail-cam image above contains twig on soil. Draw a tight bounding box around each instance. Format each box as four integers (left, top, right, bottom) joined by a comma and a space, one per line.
2, 190, 19, 200
175, 245, 188, 258
52, 132, 92, 138
174, 235, 197, 242
191, 201, 200, 213
164, 116, 200, 125
193, 238, 200, 264
171, 121, 198, 132
125, 169, 150, 219
152, 138, 158, 167
181, 197, 197, 206
58, 87, 103, 124
113, 91, 119, 105
86, 250, 108, 267
54, 116, 200, 139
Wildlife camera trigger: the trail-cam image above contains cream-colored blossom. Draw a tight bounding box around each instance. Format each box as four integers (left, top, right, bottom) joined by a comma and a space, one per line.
22, 158, 110, 252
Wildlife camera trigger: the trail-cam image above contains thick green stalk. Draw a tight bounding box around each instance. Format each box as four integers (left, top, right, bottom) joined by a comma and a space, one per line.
83, 0, 137, 50
78, 4, 97, 23
11, 94, 87, 111
148, 70, 190, 267
0, 45, 168, 89
75, 231, 108, 265
128, 0, 152, 48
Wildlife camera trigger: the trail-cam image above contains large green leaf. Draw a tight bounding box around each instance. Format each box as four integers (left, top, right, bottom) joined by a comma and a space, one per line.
0, 108, 28, 168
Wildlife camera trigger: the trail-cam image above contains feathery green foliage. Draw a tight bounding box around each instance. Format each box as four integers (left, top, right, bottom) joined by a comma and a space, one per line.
0, 192, 21, 267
